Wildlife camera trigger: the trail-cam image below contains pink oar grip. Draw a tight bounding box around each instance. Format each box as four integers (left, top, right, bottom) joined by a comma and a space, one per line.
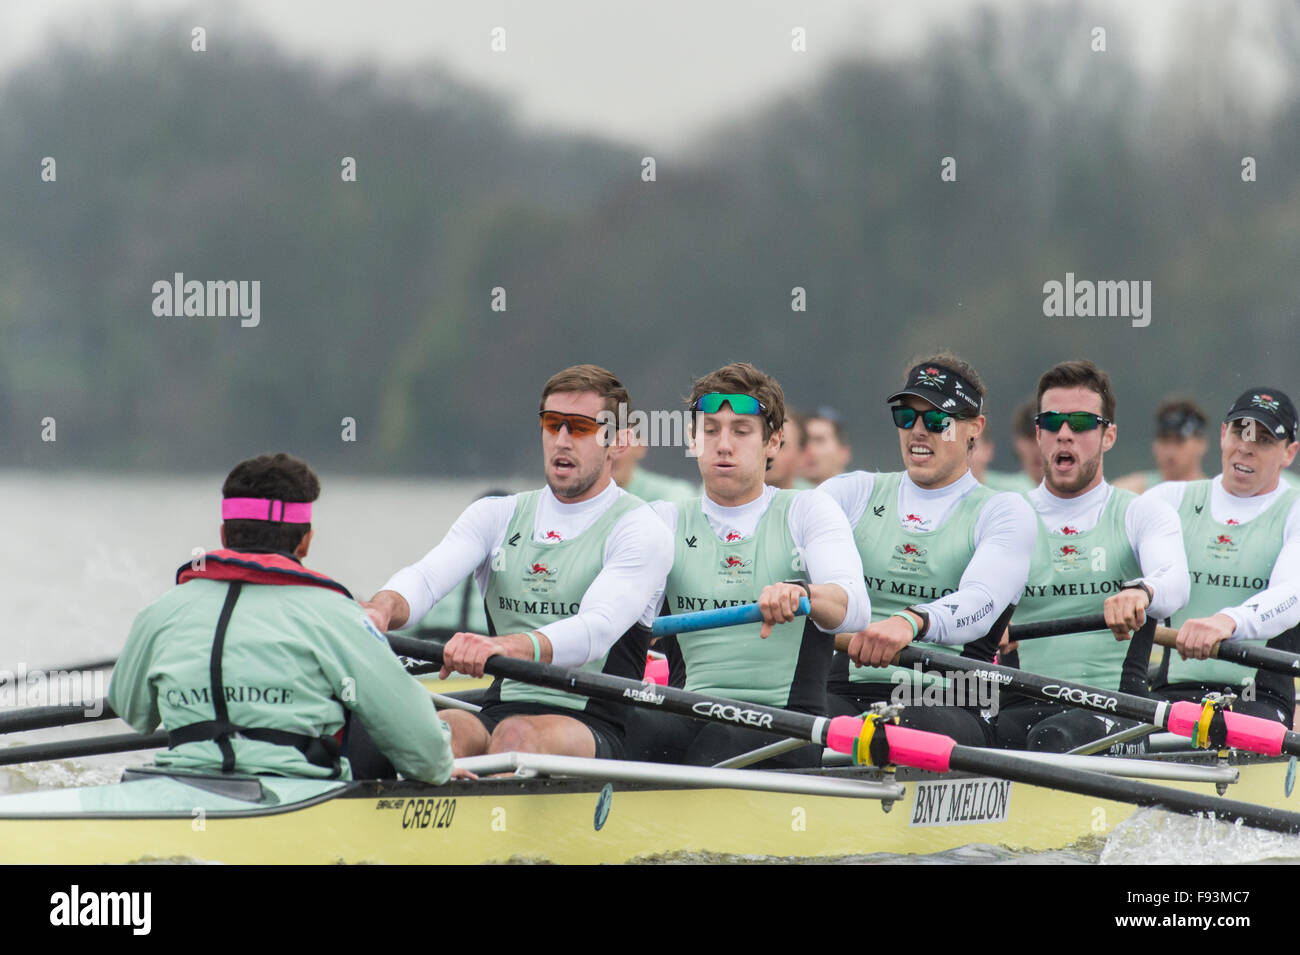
826, 716, 863, 756
882, 723, 955, 772
1223, 709, 1286, 755
1166, 701, 1203, 738
1166, 701, 1286, 755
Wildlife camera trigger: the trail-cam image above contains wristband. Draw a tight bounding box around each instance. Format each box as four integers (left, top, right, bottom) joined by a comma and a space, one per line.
782, 579, 812, 602
1120, 579, 1153, 607
526, 632, 542, 662
890, 610, 920, 640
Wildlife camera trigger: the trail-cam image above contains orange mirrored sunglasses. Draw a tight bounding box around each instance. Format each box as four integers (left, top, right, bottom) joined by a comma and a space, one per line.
538, 410, 605, 438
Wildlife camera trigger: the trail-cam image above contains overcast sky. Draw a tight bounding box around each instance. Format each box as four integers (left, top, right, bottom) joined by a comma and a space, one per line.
0, 1, 1291, 146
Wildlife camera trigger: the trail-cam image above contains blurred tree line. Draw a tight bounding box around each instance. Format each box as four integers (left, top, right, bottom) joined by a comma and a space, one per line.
2, 4, 1299, 479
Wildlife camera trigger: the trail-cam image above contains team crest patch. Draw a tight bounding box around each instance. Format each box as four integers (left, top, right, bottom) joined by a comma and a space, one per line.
891, 542, 929, 574
524, 561, 559, 593
718, 555, 753, 583
1207, 533, 1237, 560
1252, 394, 1280, 412
1051, 543, 1087, 571
916, 367, 947, 388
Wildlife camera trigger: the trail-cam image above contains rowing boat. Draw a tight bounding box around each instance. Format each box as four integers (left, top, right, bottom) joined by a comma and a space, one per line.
0, 747, 1294, 864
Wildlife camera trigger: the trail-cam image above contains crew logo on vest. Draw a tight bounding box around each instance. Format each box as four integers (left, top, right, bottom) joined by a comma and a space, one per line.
523, 562, 559, 594
890, 542, 929, 574
1207, 534, 1238, 560
1052, 544, 1087, 571
717, 555, 753, 583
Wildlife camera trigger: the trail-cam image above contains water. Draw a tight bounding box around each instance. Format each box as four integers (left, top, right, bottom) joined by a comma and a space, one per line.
4, 469, 1299, 863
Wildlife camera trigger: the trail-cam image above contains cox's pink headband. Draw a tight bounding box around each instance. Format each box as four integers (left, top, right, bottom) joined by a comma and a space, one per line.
221, 497, 312, 523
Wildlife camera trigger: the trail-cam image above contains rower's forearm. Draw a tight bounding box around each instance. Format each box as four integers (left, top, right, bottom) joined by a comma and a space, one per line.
809, 583, 849, 633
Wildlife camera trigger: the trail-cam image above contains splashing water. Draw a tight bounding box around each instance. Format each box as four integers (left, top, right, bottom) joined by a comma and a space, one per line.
1100, 808, 1300, 864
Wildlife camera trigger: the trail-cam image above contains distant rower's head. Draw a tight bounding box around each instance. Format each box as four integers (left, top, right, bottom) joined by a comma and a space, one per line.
687, 362, 785, 506
1035, 360, 1117, 498
220, 452, 319, 558
801, 408, 851, 485
538, 364, 630, 503
1152, 396, 1208, 482
1011, 397, 1044, 484
887, 353, 986, 490
1219, 388, 1299, 497
766, 408, 806, 489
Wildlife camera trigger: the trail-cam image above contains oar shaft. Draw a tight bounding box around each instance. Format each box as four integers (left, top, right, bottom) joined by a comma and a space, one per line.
893, 643, 1300, 759
1012, 614, 1300, 679
1007, 614, 1107, 641
652, 598, 811, 637
0, 700, 116, 733
1152, 626, 1300, 676
946, 743, 1300, 834
0, 731, 166, 767
387, 634, 830, 746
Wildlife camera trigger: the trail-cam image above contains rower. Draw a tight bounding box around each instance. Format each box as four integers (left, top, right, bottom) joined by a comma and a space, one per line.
626, 363, 869, 768
998, 361, 1189, 752
364, 365, 673, 759
107, 453, 456, 782
766, 408, 813, 490
822, 354, 1036, 746
801, 407, 851, 485
1145, 388, 1300, 725
1113, 397, 1210, 494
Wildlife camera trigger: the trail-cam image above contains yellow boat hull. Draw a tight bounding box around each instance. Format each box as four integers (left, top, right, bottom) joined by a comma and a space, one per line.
0, 754, 1294, 863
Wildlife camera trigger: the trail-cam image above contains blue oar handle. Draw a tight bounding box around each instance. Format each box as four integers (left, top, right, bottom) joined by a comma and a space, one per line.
651, 597, 812, 637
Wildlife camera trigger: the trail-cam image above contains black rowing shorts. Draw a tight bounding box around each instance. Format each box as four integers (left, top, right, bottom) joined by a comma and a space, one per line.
473, 701, 626, 759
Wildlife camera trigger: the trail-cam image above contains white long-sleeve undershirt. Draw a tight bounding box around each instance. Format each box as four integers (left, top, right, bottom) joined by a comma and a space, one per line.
818, 470, 1036, 646
1145, 475, 1300, 641
649, 485, 870, 634
380, 480, 673, 667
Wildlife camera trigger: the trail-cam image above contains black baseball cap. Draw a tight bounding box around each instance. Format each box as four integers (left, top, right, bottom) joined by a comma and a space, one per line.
1155, 405, 1207, 439
1223, 388, 1298, 442
887, 362, 982, 415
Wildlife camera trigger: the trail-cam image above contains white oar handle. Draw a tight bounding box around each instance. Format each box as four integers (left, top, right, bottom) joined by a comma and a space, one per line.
651, 597, 812, 637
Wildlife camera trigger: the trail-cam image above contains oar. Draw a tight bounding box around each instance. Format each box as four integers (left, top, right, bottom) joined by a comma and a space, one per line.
832, 632, 1300, 758
652, 598, 810, 637
0, 731, 167, 767
387, 632, 1300, 835
1012, 612, 1300, 677
0, 701, 116, 734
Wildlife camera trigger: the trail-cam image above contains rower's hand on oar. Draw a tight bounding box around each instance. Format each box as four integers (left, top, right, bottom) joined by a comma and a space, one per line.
846, 616, 915, 669
997, 626, 1017, 654
438, 631, 550, 678
438, 632, 508, 679
1103, 589, 1149, 641
757, 583, 808, 639
1175, 614, 1236, 660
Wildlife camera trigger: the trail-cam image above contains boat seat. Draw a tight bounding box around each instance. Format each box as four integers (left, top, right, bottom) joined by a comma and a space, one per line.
122, 766, 266, 803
